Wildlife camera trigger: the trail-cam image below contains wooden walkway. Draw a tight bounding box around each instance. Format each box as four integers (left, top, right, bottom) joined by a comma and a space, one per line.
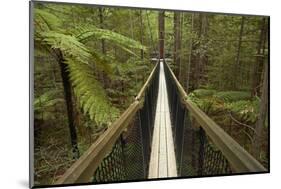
148, 61, 177, 178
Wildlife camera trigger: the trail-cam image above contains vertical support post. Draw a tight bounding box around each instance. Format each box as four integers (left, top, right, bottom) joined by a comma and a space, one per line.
137, 111, 148, 178
178, 108, 186, 175
120, 133, 128, 179
198, 127, 206, 175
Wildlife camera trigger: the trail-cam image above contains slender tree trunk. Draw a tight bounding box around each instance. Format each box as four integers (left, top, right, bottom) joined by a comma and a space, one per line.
99, 8, 109, 88
158, 11, 165, 59
57, 50, 80, 159
99, 8, 106, 54
194, 14, 208, 89
179, 15, 186, 87
174, 12, 181, 77
146, 11, 157, 55
252, 58, 268, 159
139, 10, 144, 60
251, 18, 267, 97
233, 16, 245, 89
186, 14, 194, 94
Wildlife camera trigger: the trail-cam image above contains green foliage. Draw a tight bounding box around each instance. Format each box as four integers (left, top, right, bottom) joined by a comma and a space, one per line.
213, 91, 251, 102
192, 89, 216, 98
188, 89, 258, 123
72, 26, 146, 56
34, 90, 63, 120
67, 59, 120, 126
34, 8, 62, 32
34, 7, 148, 127
75, 26, 146, 50
39, 31, 120, 126
225, 100, 259, 123
41, 31, 92, 64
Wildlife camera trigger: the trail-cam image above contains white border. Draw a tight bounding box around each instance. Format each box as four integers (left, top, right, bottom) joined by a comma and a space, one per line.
1, 0, 280, 189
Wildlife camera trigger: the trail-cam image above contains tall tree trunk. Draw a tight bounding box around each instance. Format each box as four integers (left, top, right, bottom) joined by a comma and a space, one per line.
252, 58, 268, 159
99, 8, 108, 88
174, 12, 181, 78
179, 15, 186, 87
99, 8, 106, 54
194, 13, 208, 89
233, 16, 245, 89
158, 11, 165, 59
186, 14, 194, 94
251, 18, 267, 97
57, 50, 80, 159
139, 10, 144, 60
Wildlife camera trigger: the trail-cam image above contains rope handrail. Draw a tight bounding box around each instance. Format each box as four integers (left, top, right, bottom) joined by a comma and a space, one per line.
55, 61, 160, 184
163, 61, 266, 173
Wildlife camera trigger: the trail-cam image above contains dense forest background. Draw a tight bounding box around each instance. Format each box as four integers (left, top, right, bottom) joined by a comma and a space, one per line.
33, 2, 268, 185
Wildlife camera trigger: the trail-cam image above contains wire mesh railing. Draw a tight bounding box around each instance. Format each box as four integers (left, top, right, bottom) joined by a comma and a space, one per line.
163, 61, 266, 177
55, 62, 159, 185
92, 63, 160, 183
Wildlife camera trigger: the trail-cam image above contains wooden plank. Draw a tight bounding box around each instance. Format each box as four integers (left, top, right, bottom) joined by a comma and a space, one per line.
164, 61, 267, 173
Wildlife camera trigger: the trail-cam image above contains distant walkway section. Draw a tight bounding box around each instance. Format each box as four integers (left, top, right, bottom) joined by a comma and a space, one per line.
148, 61, 177, 178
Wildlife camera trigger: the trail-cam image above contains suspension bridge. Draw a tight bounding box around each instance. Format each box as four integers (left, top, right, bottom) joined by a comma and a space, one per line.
55, 58, 266, 185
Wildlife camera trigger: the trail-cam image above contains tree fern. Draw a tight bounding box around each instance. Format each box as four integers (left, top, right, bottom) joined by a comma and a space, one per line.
34, 8, 146, 127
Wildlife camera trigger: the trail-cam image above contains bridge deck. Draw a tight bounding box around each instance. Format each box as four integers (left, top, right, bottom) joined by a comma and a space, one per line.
148, 61, 177, 178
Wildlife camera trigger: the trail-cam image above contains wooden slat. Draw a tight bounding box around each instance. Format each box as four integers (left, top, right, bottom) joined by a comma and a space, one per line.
164, 61, 267, 173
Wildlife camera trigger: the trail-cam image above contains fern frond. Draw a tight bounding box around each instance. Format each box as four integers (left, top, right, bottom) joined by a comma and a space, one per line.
89, 50, 114, 75
225, 100, 259, 123
34, 8, 62, 32
192, 89, 217, 98
41, 31, 92, 64
34, 90, 63, 112
214, 91, 251, 102
73, 26, 146, 52
66, 59, 120, 126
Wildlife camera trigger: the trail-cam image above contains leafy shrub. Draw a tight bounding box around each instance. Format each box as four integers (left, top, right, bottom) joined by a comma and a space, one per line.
214, 91, 251, 102
192, 89, 216, 98
225, 100, 260, 123
34, 90, 64, 120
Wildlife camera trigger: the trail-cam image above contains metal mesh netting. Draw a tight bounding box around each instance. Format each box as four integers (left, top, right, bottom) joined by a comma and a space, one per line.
179, 112, 232, 176
92, 138, 127, 182
124, 112, 148, 180
92, 112, 148, 183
